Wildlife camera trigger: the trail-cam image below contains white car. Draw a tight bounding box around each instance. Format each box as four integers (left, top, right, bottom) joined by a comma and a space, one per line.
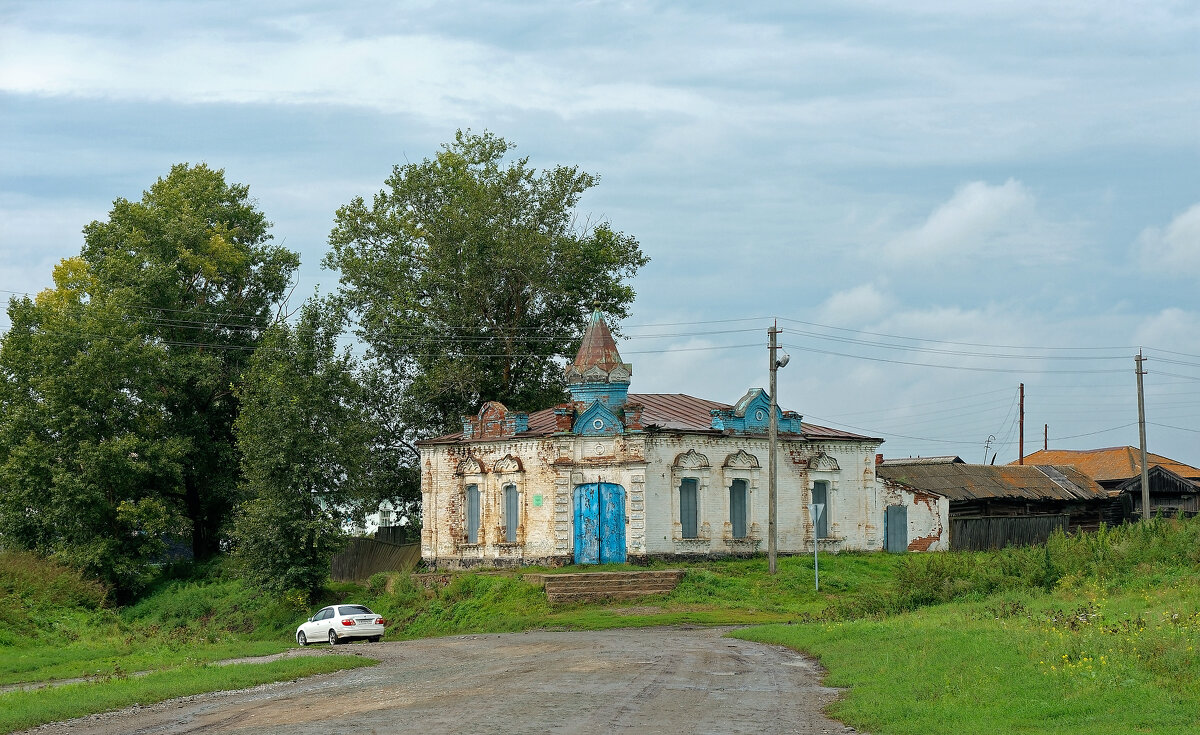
296, 604, 386, 646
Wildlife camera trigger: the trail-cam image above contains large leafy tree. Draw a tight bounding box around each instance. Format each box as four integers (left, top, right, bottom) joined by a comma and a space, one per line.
0, 164, 298, 593
231, 298, 374, 597
325, 130, 648, 447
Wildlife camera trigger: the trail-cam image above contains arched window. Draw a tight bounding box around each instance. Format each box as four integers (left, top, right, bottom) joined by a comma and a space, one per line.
729, 479, 749, 539
465, 484, 481, 544
502, 483, 519, 543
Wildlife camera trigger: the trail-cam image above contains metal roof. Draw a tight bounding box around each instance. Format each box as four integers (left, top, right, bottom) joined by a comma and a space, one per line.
880, 456, 964, 466
877, 462, 1108, 502
422, 393, 880, 444
1016, 447, 1200, 482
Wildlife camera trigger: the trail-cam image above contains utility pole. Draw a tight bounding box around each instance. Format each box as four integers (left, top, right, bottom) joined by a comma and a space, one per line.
768, 322, 780, 575
1136, 351, 1150, 520
1018, 383, 1025, 465
1044, 424, 1048, 451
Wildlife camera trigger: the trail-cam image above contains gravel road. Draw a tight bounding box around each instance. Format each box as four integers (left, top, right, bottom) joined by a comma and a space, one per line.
24, 626, 860, 735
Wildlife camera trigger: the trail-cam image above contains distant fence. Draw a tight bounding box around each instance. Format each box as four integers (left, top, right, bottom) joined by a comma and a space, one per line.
950, 514, 1069, 552
331, 539, 421, 582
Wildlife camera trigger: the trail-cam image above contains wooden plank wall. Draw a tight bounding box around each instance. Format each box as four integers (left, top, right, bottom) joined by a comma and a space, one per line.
949, 514, 1069, 551
331, 538, 421, 582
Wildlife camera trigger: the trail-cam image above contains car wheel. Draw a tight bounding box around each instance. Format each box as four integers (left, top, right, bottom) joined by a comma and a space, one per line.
297, 631, 308, 647
368, 636, 381, 643
328, 629, 339, 645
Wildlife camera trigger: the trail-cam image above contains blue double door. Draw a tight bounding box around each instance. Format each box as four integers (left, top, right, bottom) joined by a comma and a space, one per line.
573, 483, 627, 564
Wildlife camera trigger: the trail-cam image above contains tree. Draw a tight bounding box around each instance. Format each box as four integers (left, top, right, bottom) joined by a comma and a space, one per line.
231, 298, 374, 597
325, 130, 648, 445
0, 164, 298, 595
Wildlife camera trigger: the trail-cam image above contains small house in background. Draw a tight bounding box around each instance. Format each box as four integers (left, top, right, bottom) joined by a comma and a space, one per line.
876, 458, 1110, 551
1018, 447, 1200, 520
417, 309, 886, 569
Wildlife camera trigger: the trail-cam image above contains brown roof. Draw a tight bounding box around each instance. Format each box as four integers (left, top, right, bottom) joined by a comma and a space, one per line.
880, 456, 964, 466
877, 462, 1108, 502
1015, 447, 1200, 482
423, 393, 879, 444
571, 309, 625, 373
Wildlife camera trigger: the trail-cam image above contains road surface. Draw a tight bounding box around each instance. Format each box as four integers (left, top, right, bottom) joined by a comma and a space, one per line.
25, 626, 860, 735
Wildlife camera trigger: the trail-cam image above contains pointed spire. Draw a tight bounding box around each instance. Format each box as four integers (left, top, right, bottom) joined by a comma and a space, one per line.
570, 306, 625, 376
565, 305, 632, 388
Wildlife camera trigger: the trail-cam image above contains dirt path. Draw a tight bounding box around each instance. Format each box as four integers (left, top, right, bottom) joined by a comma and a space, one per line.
23, 627, 861, 735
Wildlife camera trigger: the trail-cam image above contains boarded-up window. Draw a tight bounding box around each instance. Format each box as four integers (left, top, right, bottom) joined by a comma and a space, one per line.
729, 479, 748, 539
466, 484, 481, 544
812, 481, 829, 539
503, 484, 519, 543
680, 478, 699, 539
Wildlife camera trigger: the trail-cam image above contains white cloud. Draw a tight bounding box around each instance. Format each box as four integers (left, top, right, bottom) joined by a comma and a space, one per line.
816, 284, 892, 326
1133, 308, 1200, 353
883, 179, 1037, 263
1135, 202, 1200, 276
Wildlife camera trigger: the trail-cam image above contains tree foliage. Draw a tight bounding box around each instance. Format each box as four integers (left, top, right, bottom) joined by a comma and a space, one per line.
0, 164, 298, 596
325, 130, 648, 441
231, 298, 373, 597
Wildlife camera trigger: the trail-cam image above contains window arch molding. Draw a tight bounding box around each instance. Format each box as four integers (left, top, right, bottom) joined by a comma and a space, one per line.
671, 450, 712, 541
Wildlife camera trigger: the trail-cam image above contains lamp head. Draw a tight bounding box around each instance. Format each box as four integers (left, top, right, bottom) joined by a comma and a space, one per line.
776, 352, 790, 369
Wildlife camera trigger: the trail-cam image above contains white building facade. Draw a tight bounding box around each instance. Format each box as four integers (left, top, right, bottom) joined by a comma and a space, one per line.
418, 311, 887, 568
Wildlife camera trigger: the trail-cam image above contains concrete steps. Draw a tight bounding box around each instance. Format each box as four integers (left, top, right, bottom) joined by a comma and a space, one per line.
525, 569, 685, 604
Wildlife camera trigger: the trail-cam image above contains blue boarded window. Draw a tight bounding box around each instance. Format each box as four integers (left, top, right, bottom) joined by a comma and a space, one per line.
503, 484, 519, 543
465, 484, 481, 544
729, 479, 748, 539
679, 478, 699, 539
812, 481, 829, 539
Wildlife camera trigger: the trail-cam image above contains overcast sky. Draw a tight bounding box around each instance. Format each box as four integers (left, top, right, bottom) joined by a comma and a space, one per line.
2, 1, 1198, 464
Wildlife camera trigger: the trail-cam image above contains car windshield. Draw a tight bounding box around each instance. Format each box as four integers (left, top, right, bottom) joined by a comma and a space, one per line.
339, 605, 373, 615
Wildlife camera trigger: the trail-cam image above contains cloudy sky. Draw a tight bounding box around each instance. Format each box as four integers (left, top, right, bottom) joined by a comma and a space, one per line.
2, 1, 1198, 464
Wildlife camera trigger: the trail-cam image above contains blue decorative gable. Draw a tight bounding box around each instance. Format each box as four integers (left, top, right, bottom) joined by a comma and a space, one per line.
710, 388, 804, 435
573, 400, 624, 436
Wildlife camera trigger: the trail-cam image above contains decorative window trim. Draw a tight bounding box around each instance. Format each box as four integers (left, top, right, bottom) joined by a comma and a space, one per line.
672, 451, 712, 541
492, 456, 526, 547
721, 451, 761, 541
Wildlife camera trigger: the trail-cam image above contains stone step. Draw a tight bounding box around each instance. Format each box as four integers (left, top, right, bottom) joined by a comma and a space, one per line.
533, 569, 685, 604
544, 580, 679, 593
549, 586, 681, 602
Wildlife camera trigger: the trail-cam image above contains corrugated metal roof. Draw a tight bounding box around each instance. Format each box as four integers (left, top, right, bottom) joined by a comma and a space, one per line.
880, 456, 964, 466
877, 462, 1108, 502
421, 393, 879, 444
1016, 447, 1200, 482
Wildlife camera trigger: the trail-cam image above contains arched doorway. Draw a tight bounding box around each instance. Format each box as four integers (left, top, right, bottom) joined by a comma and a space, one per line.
573, 483, 627, 564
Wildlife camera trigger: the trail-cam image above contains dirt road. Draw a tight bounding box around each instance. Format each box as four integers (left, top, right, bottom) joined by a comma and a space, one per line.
26, 627, 859, 735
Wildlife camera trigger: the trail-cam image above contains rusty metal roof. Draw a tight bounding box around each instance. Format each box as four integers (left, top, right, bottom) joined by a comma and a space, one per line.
1015, 447, 1200, 482
422, 393, 880, 444
877, 462, 1108, 502
880, 456, 964, 466
570, 309, 625, 373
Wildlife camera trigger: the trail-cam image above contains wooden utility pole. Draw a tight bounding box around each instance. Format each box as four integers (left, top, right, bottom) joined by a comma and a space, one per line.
1136, 351, 1150, 520
1044, 424, 1048, 451
1018, 383, 1025, 465
768, 323, 780, 575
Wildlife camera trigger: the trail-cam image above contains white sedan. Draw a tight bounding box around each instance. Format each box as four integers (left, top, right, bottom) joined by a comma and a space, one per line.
296, 604, 386, 646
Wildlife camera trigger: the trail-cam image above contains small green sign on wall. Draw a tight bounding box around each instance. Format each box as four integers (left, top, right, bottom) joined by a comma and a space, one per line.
533, 494, 543, 507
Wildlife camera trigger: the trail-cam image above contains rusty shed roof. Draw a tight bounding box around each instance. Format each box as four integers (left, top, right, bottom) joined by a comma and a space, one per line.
877, 462, 1108, 502
422, 393, 880, 444
1016, 447, 1200, 482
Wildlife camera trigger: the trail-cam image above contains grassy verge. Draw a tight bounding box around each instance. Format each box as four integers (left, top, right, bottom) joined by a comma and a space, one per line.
0, 655, 376, 734
734, 579, 1200, 735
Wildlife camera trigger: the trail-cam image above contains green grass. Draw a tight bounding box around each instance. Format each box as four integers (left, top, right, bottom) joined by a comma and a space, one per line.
0, 655, 376, 733
4, 515, 1199, 734
734, 580, 1200, 734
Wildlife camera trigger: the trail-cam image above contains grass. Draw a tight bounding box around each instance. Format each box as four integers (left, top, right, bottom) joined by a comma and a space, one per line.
0, 655, 376, 733
3, 515, 1198, 734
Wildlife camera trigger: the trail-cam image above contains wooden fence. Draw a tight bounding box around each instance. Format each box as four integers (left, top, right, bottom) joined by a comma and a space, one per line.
949, 514, 1069, 551
331, 538, 421, 582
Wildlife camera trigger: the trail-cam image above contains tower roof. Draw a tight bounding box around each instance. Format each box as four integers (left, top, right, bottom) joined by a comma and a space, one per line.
565, 308, 632, 385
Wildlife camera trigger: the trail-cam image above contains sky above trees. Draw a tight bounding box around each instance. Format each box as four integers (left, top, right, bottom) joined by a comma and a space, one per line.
2, 1, 1198, 463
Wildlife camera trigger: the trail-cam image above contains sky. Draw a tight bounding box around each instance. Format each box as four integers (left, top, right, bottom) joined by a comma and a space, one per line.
2, 1, 1198, 465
